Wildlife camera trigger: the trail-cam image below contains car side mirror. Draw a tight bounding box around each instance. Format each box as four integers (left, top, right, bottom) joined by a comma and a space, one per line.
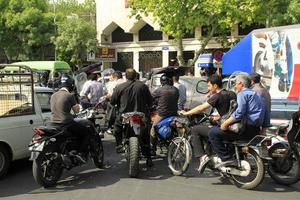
196, 80, 209, 94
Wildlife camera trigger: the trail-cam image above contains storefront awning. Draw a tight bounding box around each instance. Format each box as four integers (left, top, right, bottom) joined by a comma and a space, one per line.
222, 34, 252, 75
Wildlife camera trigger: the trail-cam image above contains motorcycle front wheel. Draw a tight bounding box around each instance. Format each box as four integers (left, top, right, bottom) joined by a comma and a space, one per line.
268, 143, 300, 185
231, 149, 265, 190
167, 137, 192, 176
32, 151, 63, 188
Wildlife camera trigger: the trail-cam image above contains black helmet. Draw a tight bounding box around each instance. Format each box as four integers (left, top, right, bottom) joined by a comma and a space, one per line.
160, 74, 172, 86
60, 74, 75, 91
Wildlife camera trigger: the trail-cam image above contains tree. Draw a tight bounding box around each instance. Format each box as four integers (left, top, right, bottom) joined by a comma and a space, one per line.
129, 0, 288, 67
51, 0, 97, 68
54, 18, 97, 69
0, 0, 54, 62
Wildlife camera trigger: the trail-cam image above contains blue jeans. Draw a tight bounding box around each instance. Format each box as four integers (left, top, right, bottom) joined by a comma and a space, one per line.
208, 125, 260, 161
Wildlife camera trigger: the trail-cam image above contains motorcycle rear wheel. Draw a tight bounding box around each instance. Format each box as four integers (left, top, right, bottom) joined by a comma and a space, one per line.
268, 143, 300, 185
32, 151, 63, 188
128, 137, 140, 178
231, 149, 265, 190
167, 137, 192, 176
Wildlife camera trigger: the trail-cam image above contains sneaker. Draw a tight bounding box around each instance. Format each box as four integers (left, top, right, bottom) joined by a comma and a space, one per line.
116, 145, 125, 153
106, 128, 113, 135
99, 131, 105, 139
215, 158, 236, 169
197, 154, 210, 174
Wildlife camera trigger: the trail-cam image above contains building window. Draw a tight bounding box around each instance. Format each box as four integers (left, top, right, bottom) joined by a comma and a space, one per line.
169, 51, 195, 66
112, 52, 133, 72
139, 24, 162, 41
112, 27, 133, 43
139, 51, 162, 72
238, 23, 265, 36
168, 31, 195, 40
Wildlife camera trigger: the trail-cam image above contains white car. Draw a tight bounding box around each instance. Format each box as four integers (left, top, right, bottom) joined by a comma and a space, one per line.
0, 87, 53, 178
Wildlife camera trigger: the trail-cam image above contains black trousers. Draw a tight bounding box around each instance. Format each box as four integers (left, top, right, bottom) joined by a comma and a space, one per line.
191, 125, 212, 158
114, 114, 151, 158
66, 119, 94, 154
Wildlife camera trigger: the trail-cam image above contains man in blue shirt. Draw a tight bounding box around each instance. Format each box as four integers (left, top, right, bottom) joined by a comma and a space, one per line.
208, 74, 265, 167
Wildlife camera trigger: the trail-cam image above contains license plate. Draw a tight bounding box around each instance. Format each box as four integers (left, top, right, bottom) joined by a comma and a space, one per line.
29, 141, 45, 152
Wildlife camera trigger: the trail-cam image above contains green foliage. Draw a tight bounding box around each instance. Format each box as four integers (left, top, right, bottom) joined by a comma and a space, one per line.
54, 18, 97, 68
0, 0, 53, 62
51, 0, 97, 68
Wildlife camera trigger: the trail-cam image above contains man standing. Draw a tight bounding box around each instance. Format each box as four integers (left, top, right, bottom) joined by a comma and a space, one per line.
249, 72, 272, 134
84, 73, 104, 106
110, 69, 153, 166
173, 75, 187, 111
208, 74, 265, 167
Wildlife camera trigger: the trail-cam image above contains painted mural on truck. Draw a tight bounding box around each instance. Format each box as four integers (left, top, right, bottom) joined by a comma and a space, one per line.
252, 27, 300, 100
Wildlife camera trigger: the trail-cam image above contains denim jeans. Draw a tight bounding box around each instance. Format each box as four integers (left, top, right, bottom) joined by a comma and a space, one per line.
208, 125, 260, 161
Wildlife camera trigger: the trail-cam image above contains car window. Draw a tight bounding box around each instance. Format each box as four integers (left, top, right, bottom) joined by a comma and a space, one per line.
36, 92, 52, 113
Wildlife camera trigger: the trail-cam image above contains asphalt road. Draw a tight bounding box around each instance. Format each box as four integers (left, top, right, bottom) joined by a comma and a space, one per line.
0, 135, 299, 200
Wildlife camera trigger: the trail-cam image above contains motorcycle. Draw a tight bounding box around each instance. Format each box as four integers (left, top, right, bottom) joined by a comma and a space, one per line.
121, 111, 147, 178
266, 111, 300, 185
28, 107, 104, 188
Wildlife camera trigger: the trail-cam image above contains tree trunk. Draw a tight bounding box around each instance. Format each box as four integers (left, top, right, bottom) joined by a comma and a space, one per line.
190, 24, 217, 67
176, 36, 186, 66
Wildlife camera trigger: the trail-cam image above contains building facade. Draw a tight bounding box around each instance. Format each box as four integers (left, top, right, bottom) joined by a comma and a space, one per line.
96, 0, 263, 76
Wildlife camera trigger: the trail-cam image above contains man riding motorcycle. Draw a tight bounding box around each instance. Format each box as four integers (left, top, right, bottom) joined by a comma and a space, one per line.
50, 74, 93, 163
180, 74, 236, 171
110, 68, 153, 166
150, 74, 179, 154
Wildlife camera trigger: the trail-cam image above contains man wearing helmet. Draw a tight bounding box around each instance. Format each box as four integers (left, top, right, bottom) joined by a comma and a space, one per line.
50, 74, 92, 163
150, 74, 179, 154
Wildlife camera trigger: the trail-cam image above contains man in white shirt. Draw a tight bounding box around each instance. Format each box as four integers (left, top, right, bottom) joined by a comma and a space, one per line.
173, 75, 187, 110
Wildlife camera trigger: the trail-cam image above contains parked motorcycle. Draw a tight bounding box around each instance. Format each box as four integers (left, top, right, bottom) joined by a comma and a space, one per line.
266, 111, 300, 185
28, 107, 104, 188
121, 111, 147, 178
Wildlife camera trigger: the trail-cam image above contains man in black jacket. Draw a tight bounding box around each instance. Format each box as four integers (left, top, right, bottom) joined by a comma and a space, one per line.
111, 68, 153, 166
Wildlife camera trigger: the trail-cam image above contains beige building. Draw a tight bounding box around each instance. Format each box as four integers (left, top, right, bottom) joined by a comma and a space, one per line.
96, 0, 261, 76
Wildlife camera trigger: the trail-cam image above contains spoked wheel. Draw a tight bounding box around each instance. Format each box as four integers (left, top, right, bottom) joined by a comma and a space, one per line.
128, 137, 140, 178
231, 149, 265, 190
268, 143, 300, 185
32, 151, 63, 188
92, 136, 104, 168
167, 137, 192, 176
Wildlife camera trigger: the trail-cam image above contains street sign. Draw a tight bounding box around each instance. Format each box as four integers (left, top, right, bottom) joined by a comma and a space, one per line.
87, 47, 117, 62
162, 46, 169, 51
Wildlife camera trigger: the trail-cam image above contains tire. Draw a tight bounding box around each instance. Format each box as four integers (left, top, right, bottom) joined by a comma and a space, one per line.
32, 151, 63, 188
92, 136, 104, 168
128, 137, 139, 178
231, 149, 265, 190
0, 145, 11, 179
167, 137, 192, 176
268, 143, 300, 185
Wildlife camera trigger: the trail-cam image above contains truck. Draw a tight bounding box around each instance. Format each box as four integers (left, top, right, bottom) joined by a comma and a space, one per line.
222, 24, 300, 123
0, 64, 53, 178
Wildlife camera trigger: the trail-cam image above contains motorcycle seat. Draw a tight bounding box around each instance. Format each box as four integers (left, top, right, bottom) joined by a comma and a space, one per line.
223, 140, 249, 146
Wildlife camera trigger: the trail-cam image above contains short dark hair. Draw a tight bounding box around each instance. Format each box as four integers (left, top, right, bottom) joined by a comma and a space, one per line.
125, 68, 136, 81
207, 74, 222, 88
249, 72, 261, 83
112, 71, 122, 79
88, 73, 97, 81
173, 75, 179, 82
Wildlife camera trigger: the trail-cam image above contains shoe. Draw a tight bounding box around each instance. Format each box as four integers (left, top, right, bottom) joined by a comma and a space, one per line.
106, 128, 113, 135
197, 154, 210, 174
146, 158, 154, 167
99, 131, 105, 139
76, 153, 88, 164
116, 145, 125, 153
215, 158, 236, 169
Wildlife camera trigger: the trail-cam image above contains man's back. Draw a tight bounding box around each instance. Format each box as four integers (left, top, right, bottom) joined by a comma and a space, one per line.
153, 85, 179, 117
86, 80, 103, 104
51, 90, 77, 124
111, 80, 152, 115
